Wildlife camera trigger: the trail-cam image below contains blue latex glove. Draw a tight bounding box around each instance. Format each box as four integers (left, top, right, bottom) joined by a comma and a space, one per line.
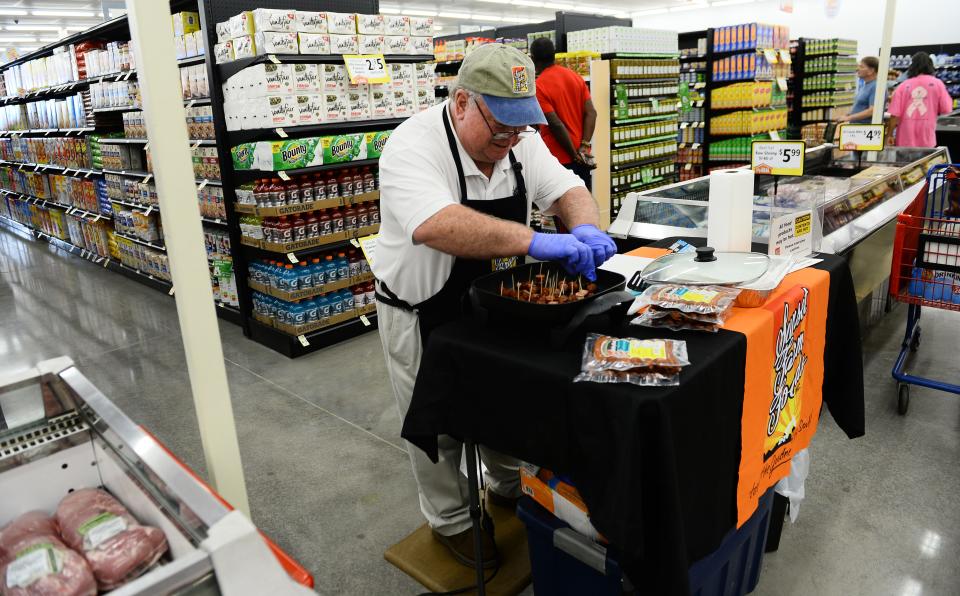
528, 232, 597, 280
571, 224, 617, 267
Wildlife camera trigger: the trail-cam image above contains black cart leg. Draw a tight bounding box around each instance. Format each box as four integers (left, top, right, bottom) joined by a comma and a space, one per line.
464, 439, 486, 596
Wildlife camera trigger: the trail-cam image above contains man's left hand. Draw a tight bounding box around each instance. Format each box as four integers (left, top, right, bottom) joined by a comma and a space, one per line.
571, 224, 616, 266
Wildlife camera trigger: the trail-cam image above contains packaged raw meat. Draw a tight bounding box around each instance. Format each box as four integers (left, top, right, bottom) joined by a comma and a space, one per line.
574, 334, 690, 386
55, 489, 168, 590
0, 512, 96, 596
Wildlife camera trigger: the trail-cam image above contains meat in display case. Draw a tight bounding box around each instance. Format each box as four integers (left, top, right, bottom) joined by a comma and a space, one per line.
0, 358, 315, 595
608, 144, 950, 255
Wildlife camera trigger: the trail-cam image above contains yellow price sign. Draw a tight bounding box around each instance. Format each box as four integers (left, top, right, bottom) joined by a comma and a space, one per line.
751, 140, 805, 176
838, 124, 885, 151
343, 54, 391, 85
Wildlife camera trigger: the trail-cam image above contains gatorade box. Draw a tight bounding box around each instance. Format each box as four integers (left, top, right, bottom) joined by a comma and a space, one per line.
321, 133, 367, 164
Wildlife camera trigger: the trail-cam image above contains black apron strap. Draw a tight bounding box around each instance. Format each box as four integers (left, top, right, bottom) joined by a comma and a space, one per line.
375, 280, 415, 311
442, 106, 468, 204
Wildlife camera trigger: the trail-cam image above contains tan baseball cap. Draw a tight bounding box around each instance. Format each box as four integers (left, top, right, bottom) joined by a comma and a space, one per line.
455, 43, 546, 126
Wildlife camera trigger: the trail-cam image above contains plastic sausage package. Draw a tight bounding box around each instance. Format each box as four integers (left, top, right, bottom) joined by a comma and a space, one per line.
629, 284, 741, 332
574, 334, 690, 386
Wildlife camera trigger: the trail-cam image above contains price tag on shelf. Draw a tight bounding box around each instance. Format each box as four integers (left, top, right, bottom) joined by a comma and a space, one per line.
678, 143, 686, 149
350, 238, 360, 248
142, 174, 152, 183
268, 54, 281, 64
197, 179, 209, 190
839, 124, 885, 151
84, 170, 93, 178
298, 334, 310, 347
287, 252, 298, 264
93, 214, 101, 222
695, 100, 704, 108
779, 49, 792, 65
169, 286, 175, 296
751, 140, 805, 176
691, 143, 700, 149
359, 315, 371, 327
144, 205, 153, 216
143, 143, 149, 152
275, 128, 288, 138
769, 130, 781, 141
763, 49, 778, 64
343, 54, 391, 84
680, 122, 689, 129
191, 140, 202, 149
103, 258, 110, 268
697, 122, 705, 128
776, 77, 788, 92
278, 171, 291, 181
685, 163, 693, 171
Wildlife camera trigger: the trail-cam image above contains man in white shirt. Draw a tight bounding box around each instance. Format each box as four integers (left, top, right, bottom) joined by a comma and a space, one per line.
373, 43, 616, 568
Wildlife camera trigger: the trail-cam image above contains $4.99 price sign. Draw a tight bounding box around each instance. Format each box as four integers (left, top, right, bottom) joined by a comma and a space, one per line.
343, 54, 391, 84
751, 140, 805, 176
838, 124, 885, 151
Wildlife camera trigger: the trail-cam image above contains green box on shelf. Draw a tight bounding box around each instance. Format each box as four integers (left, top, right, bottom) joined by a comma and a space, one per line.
263, 137, 324, 171
231, 143, 257, 170
321, 133, 366, 164
365, 130, 391, 159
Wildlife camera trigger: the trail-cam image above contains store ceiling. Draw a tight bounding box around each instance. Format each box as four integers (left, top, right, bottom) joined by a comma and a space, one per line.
0, 1, 124, 57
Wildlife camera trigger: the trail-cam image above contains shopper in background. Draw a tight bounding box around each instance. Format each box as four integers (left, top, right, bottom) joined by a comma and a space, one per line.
529, 37, 598, 189
887, 52, 953, 147
373, 44, 615, 569
838, 56, 879, 124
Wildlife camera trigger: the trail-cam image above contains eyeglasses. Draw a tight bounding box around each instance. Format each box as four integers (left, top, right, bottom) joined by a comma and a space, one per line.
472, 96, 537, 141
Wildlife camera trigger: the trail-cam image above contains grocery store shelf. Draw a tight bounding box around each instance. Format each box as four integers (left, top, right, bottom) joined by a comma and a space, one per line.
114, 231, 166, 252
0, 160, 103, 177
184, 97, 211, 106
99, 138, 149, 144
218, 53, 433, 80
92, 105, 140, 113
178, 55, 206, 67
232, 157, 380, 182
613, 113, 679, 125
613, 133, 678, 149
0, 127, 95, 136
228, 117, 407, 145
248, 309, 377, 358
201, 217, 229, 227
109, 198, 155, 212
611, 152, 678, 171
102, 168, 153, 179
1, 189, 110, 221
611, 77, 679, 85
601, 52, 680, 59
611, 175, 670, 193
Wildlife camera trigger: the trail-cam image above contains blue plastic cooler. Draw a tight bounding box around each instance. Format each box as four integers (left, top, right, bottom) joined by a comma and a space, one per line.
516, 488, 775, 595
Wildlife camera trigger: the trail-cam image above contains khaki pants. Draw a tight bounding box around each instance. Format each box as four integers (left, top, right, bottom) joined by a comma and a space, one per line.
378, 301, 521, 536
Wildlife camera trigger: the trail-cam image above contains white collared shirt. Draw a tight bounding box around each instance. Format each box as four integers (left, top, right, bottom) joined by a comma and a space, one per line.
371, 100, 585, 304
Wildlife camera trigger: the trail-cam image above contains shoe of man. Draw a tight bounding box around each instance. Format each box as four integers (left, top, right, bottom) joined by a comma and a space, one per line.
486, 489, 520, 511
432, 527, 498, 569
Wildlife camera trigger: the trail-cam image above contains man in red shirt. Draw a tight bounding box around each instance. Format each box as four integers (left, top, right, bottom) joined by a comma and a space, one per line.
530, 37, 597, 189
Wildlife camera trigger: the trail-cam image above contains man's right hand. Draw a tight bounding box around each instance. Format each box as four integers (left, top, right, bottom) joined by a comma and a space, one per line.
528, 232, 597, 280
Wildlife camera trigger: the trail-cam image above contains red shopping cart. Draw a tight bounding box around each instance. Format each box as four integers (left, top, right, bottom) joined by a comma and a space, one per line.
889, 164, 960, 414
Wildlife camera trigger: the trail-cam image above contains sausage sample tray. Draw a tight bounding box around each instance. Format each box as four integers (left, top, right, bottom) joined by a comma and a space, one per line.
0, 358, 314, 595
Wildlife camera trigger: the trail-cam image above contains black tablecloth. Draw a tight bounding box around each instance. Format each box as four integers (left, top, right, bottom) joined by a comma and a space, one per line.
403, 247, 864, 594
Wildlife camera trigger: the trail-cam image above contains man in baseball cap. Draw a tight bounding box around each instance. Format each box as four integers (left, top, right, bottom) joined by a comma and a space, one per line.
373, 43, 616, 569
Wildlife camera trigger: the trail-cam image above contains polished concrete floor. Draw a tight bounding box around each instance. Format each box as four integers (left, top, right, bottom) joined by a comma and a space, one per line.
2, 225, 959, 596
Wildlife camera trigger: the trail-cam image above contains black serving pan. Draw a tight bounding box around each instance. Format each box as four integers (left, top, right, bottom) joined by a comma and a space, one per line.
469, 262, 632, 334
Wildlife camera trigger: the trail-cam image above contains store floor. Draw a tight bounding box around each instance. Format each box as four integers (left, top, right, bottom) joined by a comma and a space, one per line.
2, 226, 959, 596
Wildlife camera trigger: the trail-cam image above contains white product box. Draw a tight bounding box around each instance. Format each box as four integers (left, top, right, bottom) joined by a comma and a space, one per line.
216, 21, 230, 43
296, 11, 328, 33
294, 94, 323, 125
267, 95, 297, 127
369, 84, 394, 119
323, 92, 347, 122
298, 33, 331, 55
327, 12, 357, 35
358, 35, 385, 54
185, 33, 198, 57
264, 63, 294, 95
253, 8, 297, 32
255, 31, 299, 55
175, 35, 187, 59
214, 40, 234, 64
415, 62, 436, 87
228, 12, 255, 39
194, 30, 205, 56
385, 35, 412, 55
409, 17, 433, 37
330, 34, 359, 55
414, 87, 435, 112
391, 88, 414, 118
356, 13, 384, 35
390, 63, 415, 89
411, 36, 433, 56
293, 63, 320, 93
322, 64, 348, 91
384, 15, 410, 35
347, 88, 371, 120
232, 35, 257, 59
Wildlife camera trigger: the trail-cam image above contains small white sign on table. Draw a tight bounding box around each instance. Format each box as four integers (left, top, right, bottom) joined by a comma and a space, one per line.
769, 211, 813, 257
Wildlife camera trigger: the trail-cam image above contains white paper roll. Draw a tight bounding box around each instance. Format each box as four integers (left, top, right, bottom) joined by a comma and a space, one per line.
707, 169, 754, 252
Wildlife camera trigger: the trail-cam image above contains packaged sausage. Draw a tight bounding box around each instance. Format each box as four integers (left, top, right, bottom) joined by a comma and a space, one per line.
629, 284, 740, 332
574, 334, 689, 386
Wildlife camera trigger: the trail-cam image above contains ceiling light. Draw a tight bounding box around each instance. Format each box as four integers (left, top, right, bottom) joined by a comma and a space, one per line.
501, 16, 534, 23
0, 37, 37, 43
471, 14, 503, 21
669, 3, 709, 12
401, 9, 438, 17
5, 25, 62, 31
438, 11, 471, 18
476, 0, 513, 4
512, 0, 544, 7
379, 5, 401, 13
30, 10, 98, 18
0, 9, 28, 16
39, 37, 61, 43
711, 0, 754, 5
543, 2, 574, 8
633, 8, 669, 16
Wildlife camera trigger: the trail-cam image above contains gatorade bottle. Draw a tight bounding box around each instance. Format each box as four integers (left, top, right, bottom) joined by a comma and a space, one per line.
329, 291, 344, 316
352, 284, 365, 309
304, 297, 319, 323
298, 261, 314, 289
352, 168, 363, 196
356, 202, 369, 229
368, 201, 380, 225
336, 252, 349, 280
284, 264, 299, 291
311, 257, 325, 287
274, 178, 288, 206
313, 173, 326, 201
289, 300, 307, 327
331, 208, 345, 234
276, 216, 293, 244
364, 282, 375, 306
316, 293, 331, 321
326, 172, 339, 199
348, 249, 362, 278
300, 176, 314, 204
360, 255, 371, 274
324, 254, 339, 283
288, 178, 301, 205
266, 178, 280, 206
318, 209, 333, 236
338, 169, 353, 198
305, 210, 319, 238
362, 166, 375, 193
344, 203, 358, 231
340, 288, 355, 311
275, 263, 289, 291
292, 212, 307, 241
254, 178, 269, 207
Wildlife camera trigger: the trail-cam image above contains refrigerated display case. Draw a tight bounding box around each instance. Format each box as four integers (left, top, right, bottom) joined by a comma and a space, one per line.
0, 357, 314, 595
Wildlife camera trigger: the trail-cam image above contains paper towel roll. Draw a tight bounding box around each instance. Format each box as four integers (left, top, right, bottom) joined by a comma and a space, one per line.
707, 169, 754, 252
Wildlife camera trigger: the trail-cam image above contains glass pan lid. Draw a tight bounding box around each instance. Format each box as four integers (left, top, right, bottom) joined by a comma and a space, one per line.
641, 247, 770, 286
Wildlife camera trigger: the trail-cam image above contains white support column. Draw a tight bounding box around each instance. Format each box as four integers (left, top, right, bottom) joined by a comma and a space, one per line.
873, 0, 897, 126
126, 0, 250, 516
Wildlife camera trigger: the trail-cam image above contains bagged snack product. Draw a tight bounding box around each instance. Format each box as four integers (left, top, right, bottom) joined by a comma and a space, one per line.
629, 284, 740, 332
574, 334, 690, 386
55, 489, 168, 591
0, 511, 97, 596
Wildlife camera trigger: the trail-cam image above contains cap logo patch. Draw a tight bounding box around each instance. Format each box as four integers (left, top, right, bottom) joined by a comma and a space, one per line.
511, 66, 529, 93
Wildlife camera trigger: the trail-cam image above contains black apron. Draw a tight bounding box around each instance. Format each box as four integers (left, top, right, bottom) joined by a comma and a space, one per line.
377, 106, 528, 345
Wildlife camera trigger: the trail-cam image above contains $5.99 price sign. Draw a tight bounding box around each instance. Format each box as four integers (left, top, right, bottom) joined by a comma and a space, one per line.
751, 140, 805, 176
838, 124, 885, 151
343, 54, 390, 84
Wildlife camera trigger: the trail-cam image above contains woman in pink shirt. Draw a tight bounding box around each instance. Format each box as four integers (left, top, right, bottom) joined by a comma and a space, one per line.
887, 52, 953, 147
